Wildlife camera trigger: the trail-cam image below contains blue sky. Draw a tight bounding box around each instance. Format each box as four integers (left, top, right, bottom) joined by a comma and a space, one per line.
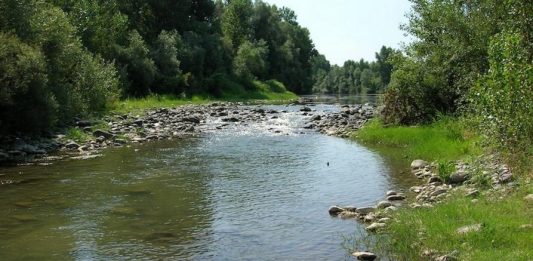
262, 0, 414, 65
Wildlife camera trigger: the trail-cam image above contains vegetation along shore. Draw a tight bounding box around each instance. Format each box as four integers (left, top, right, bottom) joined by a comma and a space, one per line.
1, 0, 531, 260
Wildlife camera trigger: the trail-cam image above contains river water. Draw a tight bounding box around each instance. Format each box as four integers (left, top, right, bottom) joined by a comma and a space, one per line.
0, 104, 414, 260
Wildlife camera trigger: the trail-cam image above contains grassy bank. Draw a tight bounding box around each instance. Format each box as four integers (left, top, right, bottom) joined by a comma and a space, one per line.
354, 118, 480, 162
110, 80, 297, 114
385, 188, 533, 260
352, 118, 532, 260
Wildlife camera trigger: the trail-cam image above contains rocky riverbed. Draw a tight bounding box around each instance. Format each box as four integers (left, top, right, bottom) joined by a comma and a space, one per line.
0, 102, 375, 167
329, 156, 518, 261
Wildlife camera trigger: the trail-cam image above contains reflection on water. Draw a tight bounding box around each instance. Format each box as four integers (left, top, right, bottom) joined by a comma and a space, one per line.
0, 105, 415, 260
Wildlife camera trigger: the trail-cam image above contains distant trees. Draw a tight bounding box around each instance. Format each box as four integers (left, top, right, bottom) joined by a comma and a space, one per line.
0, 0, 321, 133
312, 46, 395, 95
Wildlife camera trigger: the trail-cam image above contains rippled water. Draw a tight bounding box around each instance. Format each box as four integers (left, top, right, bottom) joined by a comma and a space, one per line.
0, 105, 415, 260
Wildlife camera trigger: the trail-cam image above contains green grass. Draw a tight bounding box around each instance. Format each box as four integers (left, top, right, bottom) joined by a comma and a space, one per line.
110, 94, 211, 114
353, 118, 480, 162
383, 187, 533, 260
110, 80, 297, 114
65, 127, 92, 143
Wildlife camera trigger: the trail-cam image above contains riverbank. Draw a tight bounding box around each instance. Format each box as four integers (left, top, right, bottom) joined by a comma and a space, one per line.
343, 118, 532, 260
0, 100, 375, 167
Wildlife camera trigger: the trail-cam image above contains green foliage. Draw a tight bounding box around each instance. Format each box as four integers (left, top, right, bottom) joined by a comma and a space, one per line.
151, 30, 183, 94
355, 118, 479, 162
0, 1, 119, 132
381, 54, 449, 124
115, 30, 156, 96
470, 30, 532, 171
65, 127, 91, 143
0, 32, 55, 133
437, 160, 455, 182
233, 40, 269, 84
221, 0, 253, 49
312, 48, 394, 95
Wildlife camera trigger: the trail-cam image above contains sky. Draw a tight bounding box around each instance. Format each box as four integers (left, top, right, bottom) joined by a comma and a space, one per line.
262, 0, 414, 65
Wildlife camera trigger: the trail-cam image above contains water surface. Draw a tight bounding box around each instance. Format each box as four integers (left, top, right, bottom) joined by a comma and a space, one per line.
0, 105, 414, 260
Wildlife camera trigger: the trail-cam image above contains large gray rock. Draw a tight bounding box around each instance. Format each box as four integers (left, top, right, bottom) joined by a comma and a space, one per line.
352, 251, 377, 261
355, 207, 375, 215
411, 159, 428, 170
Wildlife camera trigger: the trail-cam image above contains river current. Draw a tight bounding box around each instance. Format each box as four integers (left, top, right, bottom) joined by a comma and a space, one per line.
0, 104, 413, 260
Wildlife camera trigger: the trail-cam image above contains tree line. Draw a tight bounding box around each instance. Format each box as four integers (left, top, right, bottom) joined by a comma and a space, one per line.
0, 0, 319, 133
311, 46, 395, 95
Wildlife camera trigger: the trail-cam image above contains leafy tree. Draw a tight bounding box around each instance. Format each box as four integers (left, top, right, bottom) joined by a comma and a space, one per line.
115, 30, 156, 96
151, 30, 183, 94
233, 40, 269, 84
221, 0, 253, 50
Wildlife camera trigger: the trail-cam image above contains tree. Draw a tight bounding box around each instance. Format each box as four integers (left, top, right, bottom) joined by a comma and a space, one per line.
233, 40, 269, 84
221, 0, 253, 50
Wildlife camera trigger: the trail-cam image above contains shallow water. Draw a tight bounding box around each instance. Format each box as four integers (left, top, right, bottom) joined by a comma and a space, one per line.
0, 105, 415, 260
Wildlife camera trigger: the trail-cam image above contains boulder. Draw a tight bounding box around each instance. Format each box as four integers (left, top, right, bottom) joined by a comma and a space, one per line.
328, 206, 345, 216
352, 251, 377, 261
300, 106, 312, 112
355, 207, 375, 215
387, 194, 406, 201
376, 201, 392, 209
65, 142, 80, 150
386, 190, 397, 196
411, 159, 428, 170
93, 130, 113, 139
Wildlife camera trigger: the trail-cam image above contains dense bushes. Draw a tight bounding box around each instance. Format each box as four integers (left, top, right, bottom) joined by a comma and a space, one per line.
471, 31, 532, 162
380, 0, 532, 171
0, 1, 119, 133
0, 33, 54, 132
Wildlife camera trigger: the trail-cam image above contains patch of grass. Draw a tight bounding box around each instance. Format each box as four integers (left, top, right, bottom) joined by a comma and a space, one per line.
437, 160, 456, 182
353, 117, 480, 162
383, 187, 533, 260
110, 94, 211, 114
65, 127, 92, 143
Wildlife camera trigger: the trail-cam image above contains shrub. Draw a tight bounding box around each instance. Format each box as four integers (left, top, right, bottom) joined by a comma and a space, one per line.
0, 33, 56, 133
470, 31, 532, 171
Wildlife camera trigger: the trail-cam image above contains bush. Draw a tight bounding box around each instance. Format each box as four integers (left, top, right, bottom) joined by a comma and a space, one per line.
381, 56, 447, 125
30, 4, 119, 123
115, 30, 157, 96
0, 33, 56, 133
470, 31, 532, 170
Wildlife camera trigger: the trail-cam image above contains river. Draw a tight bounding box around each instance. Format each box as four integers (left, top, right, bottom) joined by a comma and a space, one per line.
0, 104, 415, 260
